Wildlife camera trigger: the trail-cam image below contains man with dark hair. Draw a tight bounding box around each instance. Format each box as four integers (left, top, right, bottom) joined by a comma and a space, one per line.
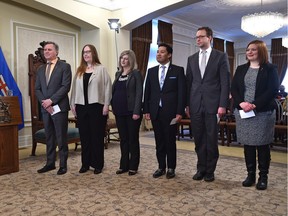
186, 27, 230, 182
143, 43, 186, 179
35, 41, 72, 175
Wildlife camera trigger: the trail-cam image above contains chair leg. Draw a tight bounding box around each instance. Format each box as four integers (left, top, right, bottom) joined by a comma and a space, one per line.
31, 141, 37, 156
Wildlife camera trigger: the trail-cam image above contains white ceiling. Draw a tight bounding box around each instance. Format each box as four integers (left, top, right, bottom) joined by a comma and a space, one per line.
164, 0, 288, 42
74, 0, 287, 43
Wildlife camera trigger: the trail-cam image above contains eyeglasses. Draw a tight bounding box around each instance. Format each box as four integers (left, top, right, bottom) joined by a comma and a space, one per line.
246, 48, 257, 52
195, 35, 207, 39
83, 50, 91, 54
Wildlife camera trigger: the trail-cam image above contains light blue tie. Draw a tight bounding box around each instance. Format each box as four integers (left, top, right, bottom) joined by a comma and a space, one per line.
159, 65, 166, 107
160, 65, 166, 89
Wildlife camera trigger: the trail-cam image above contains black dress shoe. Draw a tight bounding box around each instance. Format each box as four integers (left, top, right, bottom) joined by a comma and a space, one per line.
192, 171, 205, 180
128, 170, 137, 176
37, 165, 56, 173
166, 169, 175, 179
256, 176, 268, 190
79, 166, 89, 173
116, 169, 128, 174
153, 169, 166, 178
94, 169, 102, 174
204, 173, 215, 182
57, 167, 67, 175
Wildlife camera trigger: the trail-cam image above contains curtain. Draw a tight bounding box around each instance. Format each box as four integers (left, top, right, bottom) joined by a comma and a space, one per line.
132, 21, 152, 78
213, 38, 224, 52
226, 41, 235, 79
157, 20, 173, 47
271, 38, 288, 84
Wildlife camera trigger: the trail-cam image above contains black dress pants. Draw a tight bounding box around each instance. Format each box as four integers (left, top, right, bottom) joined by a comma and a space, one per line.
115, 114, 142, 171
76, 103, 107, 170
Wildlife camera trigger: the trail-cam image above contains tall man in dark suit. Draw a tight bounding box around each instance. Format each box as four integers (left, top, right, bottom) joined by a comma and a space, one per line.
35, 41, 72, 175
143, 43, 186, 179
186, 27, 230, 182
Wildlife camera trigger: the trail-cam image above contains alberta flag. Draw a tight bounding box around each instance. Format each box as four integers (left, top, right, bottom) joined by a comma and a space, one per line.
0, 47, 24, 130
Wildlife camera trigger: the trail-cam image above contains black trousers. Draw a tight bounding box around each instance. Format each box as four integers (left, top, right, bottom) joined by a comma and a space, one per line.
115, 114, 142, 171
191, 112, 219, 174
42, 111, 69, 168
76, 103, 107, 170
152, 108, 177, 170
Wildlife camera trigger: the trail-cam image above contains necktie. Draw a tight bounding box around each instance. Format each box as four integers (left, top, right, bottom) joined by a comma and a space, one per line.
46, 62, 52, 84
159, 65, 166, 107
160, 65, 166, 89
200, 50, 207, 78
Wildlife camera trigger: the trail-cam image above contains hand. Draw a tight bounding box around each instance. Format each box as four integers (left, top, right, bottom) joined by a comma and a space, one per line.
185, 106, 190, 118
71, 106, 77, 117
103, 105, 109, 116
175, 114, 182, 123
240, 102, 255, 112
144, 113, 151, 120
42, 99, 52, 109
132, 114, 140, 120
46, 106, 54, 114
217, 107, 226, 118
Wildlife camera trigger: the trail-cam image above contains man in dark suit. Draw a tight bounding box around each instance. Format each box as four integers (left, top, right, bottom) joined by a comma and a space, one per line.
35, 41, 72, 175
186, 27, 230, 182
143, 43, 186, 179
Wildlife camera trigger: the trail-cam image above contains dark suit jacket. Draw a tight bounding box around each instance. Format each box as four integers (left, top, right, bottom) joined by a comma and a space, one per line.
143, 64, 186, 121
112, 69, 143, 115
186, 49, 230, 114
231, 62, 279, 112
35, 60, 72, 113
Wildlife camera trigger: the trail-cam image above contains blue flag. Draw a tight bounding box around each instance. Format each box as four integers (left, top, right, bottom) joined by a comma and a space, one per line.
0, 47, 24, 130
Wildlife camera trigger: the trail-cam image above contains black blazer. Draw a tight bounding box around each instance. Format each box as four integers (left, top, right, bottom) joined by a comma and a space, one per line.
112, 69, 143, 115
35, 60, 72, 113
186, 49, 230, 114
143, 64, 186, 121
231, 62, 279, 112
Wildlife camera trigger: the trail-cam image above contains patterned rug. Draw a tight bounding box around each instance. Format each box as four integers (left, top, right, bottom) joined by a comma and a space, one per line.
0, 143, 287, 216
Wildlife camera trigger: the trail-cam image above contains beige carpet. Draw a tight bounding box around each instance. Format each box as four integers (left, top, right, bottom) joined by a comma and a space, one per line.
0, 143, 287, 216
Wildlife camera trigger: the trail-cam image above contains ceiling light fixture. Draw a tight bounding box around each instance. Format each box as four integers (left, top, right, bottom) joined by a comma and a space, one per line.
241, 0, 284, 38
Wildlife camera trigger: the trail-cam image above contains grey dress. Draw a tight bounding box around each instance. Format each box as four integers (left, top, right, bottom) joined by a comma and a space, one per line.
234, 67, 276, 146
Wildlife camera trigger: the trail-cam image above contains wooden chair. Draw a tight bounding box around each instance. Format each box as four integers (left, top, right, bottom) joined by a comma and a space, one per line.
177, 116, 192, 140
105, 110, 120, 149
273, 98, 287, 147
28, 42, 80, 156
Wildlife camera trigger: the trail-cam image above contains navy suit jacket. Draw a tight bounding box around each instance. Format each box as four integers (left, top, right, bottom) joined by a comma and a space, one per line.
143, 64, 186, 121
35, 60, 72, 113
186, 49, 230, 114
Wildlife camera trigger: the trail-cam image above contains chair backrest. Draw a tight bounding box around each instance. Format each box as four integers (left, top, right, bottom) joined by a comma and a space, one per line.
28, 42, 47, 139
275, 98, 287, 125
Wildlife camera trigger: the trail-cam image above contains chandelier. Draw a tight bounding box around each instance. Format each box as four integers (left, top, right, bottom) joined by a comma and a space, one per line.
241, 0, 284, 38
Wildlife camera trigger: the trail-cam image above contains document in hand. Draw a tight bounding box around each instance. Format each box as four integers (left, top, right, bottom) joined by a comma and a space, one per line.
239, 110, 255, 119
